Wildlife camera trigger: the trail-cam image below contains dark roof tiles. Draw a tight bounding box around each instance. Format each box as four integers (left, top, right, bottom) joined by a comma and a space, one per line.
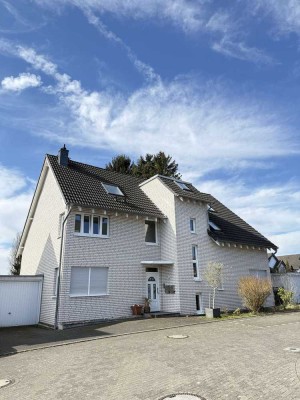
47, 155, 165, 218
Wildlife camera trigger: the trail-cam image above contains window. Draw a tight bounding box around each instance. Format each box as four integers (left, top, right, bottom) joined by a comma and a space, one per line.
209, 220, 221, 231
70, 267, 108, 296
195, 293, 203, 314
102, 183, 124, 196
192, 245, 199, 279
74, 213, 109, 237
58, 213, 65, 237
53, 268, 58, 296
249, 269, 268, 279
175, 181, 191, 191
190, 218, 196, 233
145, 220, 157, 244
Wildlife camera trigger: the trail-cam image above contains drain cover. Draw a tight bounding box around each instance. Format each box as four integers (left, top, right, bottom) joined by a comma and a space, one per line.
167, 335, 189, 339
160, 394, 204, 400
284, 347, 300, 353
0, 379, 13, 389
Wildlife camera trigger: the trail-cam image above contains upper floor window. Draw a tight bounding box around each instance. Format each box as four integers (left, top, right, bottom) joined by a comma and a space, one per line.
190, 218, 196, 233
192, 245, 199, 279
74, 213, 109, 237
175, 181, 191, 191
209, 220, 221, 231
102, 183, 124, 196
145, 220, 157, 244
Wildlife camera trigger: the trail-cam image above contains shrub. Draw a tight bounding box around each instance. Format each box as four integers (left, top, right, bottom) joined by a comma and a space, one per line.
238, 276, 272, 313
277, 287, 294, 309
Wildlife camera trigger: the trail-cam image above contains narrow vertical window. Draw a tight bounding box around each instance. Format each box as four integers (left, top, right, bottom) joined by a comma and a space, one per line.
190, 218, 196, 233
74, 214, 81, 233
192, 245, 199, 279
93, 216, 99, 235
83, 215, 90, 234
102, 217, 108, 236
145, 220, 157, 243
58, 213, 65, 237
195, 293, 203, 314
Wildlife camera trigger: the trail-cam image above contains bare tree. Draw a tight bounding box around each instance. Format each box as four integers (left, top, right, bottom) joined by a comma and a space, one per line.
204, 262, 223, 308
9, 232, 22, 275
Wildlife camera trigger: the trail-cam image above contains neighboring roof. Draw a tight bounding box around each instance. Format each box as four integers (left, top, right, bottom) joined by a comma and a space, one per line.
277, 254, 300, 269
157, 175, 277, 250
47, 155, 165, 218
268, 253, 287, 271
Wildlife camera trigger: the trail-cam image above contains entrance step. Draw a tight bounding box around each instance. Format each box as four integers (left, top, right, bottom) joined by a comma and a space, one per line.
146, 312, 181, 319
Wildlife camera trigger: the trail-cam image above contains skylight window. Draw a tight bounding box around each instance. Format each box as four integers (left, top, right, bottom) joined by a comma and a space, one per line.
102, 183, 124, 196
209, 220, 221, 231
175, 181, 191, 191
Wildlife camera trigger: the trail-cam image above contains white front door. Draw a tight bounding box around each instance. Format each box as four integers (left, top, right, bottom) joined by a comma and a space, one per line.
146, 272, 160, 312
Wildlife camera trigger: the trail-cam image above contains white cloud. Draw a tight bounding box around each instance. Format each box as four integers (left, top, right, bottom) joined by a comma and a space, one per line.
1, 72, 42, 92
253, 0, 300, 37
0, 41, 297, 177
212, 37, 276, 65
198, 178, 300, 254
0, 165, 34, 274
34, 0, 206, 33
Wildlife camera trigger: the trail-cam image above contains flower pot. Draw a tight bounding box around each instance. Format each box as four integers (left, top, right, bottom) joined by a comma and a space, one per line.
131, 304, 143, 315
144, 305, 151, 314
205, 307, 221, 318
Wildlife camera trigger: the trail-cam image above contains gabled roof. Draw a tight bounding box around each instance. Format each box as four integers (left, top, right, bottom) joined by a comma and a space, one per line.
47, 155, 165, 218
157, 175, 277, 250
277, 254, 300, 270
207, 196, 277, 250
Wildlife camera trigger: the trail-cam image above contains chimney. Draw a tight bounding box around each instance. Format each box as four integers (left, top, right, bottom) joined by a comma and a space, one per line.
58, 145, 69, 166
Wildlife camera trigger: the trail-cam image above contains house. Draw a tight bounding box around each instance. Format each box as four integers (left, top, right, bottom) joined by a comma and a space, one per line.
268, 253, 287, 273
277, 254, 300, 273
18, 146, 277, 329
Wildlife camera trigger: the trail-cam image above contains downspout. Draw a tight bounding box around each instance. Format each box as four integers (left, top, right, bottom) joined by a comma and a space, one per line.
54, 203, 73, 330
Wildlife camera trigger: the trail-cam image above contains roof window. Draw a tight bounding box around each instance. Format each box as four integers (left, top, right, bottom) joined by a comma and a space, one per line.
209, 220, 221, 231
102, 183, 124, 196
175, 181, 191, 191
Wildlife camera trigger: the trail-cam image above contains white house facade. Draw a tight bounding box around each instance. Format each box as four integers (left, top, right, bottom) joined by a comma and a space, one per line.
18, 146, 277, 329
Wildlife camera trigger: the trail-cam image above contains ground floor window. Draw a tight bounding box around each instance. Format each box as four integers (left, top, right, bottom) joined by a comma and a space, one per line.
195, 293, 203, 314
70, 267, 108, 296
249, 269, 267, 279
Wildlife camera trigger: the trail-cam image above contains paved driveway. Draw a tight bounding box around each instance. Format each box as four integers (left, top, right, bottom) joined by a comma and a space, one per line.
1, 312, 300, 400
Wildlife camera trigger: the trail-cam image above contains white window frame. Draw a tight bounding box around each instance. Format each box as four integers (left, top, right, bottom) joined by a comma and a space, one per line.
190, 218, 196, 233
58, 212, 65, 238
192, 245, 200, 280
70, 267, 109, 297
74, 213, 109, 238
145, 219, 158, 245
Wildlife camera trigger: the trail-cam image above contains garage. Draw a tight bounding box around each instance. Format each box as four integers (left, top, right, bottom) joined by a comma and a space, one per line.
0, 275, 43, 327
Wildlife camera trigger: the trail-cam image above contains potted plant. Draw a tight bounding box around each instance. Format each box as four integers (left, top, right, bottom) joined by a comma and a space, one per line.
204, 262, 224, 318
144, 298, 151, 313
131, 304, 143, 315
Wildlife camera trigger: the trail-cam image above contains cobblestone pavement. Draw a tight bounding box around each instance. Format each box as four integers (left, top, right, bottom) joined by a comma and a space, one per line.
1, 312, 300, 400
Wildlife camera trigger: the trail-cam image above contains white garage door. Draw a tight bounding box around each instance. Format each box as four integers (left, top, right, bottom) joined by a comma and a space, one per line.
0, 277, 43, 327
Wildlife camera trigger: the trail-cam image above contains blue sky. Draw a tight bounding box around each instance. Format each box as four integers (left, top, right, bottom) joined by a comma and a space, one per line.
0, 0, 300, 273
